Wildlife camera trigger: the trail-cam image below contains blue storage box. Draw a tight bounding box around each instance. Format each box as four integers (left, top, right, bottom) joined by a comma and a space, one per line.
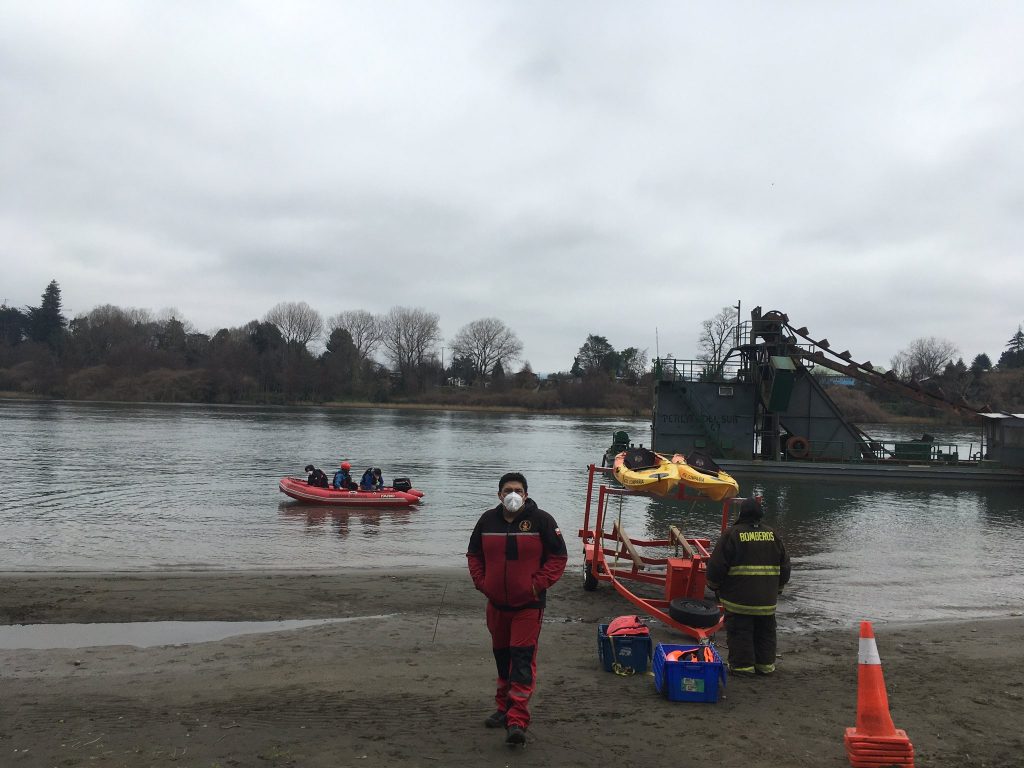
597, 623, 652, 674
653, 642, 726, 702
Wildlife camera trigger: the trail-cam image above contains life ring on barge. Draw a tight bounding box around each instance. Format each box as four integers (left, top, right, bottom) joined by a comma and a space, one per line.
786, 436, 810, 459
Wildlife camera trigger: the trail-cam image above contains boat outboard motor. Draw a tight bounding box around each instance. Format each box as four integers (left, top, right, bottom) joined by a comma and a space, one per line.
392, 477, 412, 492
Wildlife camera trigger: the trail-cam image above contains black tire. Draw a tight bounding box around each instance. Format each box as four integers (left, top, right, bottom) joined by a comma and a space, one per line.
668, 598, 720, 628
583, 560, 598, 591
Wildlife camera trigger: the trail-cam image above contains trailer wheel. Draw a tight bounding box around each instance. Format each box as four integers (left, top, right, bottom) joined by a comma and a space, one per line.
668, 598, 720, 628
583, 560, 598, 591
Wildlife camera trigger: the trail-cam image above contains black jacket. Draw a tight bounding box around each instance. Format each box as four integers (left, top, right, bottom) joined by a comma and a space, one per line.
707, 515, 790, 616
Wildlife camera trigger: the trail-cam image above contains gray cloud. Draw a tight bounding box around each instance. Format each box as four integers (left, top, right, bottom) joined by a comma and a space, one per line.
2, 2, 1022, 373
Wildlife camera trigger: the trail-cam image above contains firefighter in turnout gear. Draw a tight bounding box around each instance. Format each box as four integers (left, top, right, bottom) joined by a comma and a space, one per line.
706, 496, 791, 675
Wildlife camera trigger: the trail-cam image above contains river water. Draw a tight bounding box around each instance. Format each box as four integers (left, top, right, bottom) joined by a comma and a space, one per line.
1, 400, 1021, 631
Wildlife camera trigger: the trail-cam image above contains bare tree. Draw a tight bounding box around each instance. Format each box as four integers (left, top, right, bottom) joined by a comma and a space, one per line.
889, 336, 959, 381
698, 306, 737, 371
618, 346, 649, 384
264, 301, 323, 347
155, 307, 197, 333
67, 304, 154, 367
449, 317, 523, 385
327, 309, 382, 361
85, 304, 153, 326
380, 306, 442, 390
888, 351, 911, 381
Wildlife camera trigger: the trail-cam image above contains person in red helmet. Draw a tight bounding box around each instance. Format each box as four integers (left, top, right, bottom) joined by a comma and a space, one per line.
332, 461, 356, 490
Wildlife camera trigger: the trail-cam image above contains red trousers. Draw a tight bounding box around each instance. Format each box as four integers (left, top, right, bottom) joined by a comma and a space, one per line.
485, 604, 543, 729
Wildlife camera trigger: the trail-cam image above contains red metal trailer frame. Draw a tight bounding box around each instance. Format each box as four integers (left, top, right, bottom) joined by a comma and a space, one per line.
578, 463, 738, 642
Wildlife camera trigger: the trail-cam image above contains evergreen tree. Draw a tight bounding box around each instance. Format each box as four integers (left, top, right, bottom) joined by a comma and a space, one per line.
1007, 325, 1024, 353
246, 320, 284, 354
157, 316, 188, 360
997, 348, 1024, 369
969, 353, 991, 377
448, 354, 476, 386
998, 325, 1024, 369
26, 280, 67, 350
0, 304, 26, 346
490, 360, 507, 391
321, 327, 360, 397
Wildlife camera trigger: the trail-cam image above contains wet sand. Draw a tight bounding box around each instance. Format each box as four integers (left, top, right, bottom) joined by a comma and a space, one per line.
1, 569, 1021, 767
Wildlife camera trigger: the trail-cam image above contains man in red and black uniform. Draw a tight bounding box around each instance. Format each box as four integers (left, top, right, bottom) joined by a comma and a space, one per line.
467, 471, 567, 746
706, 496, 791, 676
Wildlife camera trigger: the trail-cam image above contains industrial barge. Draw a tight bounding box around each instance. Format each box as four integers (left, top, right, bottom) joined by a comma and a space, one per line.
635, 307, 1024, 486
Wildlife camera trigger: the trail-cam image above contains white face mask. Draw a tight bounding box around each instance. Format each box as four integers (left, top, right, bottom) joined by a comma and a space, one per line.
502, 491, 524, 514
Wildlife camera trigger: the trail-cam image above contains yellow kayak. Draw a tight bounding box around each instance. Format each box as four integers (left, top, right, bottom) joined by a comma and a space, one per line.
670, 453, 739, 501
612, 448, 680, 496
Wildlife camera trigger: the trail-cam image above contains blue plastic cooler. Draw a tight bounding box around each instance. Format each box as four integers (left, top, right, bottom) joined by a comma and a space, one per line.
597, 623, 652, 674
653, 642, 727, 702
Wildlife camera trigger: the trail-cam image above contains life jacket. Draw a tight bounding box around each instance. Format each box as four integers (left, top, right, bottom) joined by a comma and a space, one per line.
607, 615, 650, 637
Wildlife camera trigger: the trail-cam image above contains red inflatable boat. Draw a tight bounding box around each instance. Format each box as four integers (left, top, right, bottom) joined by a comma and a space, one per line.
279, 477, 424, 507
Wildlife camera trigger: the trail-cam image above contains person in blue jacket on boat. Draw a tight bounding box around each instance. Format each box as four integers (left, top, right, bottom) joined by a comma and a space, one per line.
372, 468, 384, 490
359, 468, 376, 491
333, 461, 356, 490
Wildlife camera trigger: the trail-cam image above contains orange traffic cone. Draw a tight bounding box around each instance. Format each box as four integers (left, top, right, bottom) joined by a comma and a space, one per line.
844, 621, 914, 768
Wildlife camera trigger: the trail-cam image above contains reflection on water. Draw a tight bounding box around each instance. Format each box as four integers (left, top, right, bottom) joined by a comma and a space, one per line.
277, 502, 416, 538
1, 401, 1022, 630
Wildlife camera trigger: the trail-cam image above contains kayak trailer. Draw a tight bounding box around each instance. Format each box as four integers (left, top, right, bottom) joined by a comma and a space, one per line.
578, 463, 738, 642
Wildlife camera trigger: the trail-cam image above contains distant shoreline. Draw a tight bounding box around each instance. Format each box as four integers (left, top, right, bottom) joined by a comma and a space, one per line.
320, 399, 642, 418
0, 391, 974, 426
0, 392, 644, 419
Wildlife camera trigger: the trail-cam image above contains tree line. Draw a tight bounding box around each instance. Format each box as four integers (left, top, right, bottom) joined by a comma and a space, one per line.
0, 281, 650, 412
6, 282, 1017, 416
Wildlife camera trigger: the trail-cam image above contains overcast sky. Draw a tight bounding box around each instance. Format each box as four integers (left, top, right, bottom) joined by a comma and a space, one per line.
2, 2, 1021, 373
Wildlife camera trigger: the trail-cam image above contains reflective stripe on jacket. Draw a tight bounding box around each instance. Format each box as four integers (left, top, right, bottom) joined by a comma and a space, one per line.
706, 520, 790, 616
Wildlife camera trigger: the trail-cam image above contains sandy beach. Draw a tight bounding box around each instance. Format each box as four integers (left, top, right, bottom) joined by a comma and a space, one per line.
1, 569, 1021, 768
